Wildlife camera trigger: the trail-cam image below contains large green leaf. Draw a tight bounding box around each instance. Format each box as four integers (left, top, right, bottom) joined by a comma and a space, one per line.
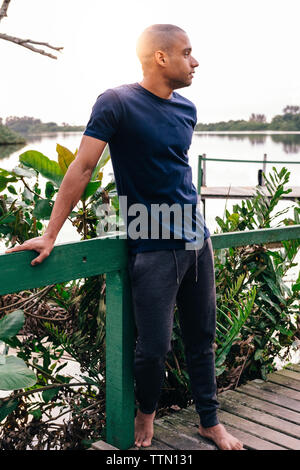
0, 339, 6, 364
91, 144, 110, 180
0, 356, 36, 391
7, 185, 17, 195
0, 168, 12, 178
42, 387, 60, 403
0, 176, 8, 192
56, 143, 76, 174
12, 165, 37, 178
82, 181, 101, 201
0, 310, 24, 341
0, 175, 18, 192
81, 146, 110, 201
0, 212, 16, 225
45, 181, 55, 199
0, 168, 18, 190
0, 399, 19, 421
19, 150, 64, 188
33, 199, 53, 219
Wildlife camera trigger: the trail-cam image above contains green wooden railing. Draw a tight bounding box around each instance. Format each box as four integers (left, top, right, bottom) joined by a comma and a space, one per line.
1, 225, 300, 449
0, 234, 135, 450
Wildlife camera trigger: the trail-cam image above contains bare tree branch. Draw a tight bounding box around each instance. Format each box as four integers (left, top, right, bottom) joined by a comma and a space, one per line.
0, 0, 11, 22
0, 0, 63, 59
0, 32, 63, 59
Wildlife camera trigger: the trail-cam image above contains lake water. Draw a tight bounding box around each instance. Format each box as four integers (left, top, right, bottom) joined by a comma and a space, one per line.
1, 131, 299, 272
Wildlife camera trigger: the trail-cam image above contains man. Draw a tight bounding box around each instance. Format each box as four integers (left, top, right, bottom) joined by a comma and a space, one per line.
6, 24, 243, 450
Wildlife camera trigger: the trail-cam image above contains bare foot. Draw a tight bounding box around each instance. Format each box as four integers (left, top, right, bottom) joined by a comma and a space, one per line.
134, 409, 156, 448
198, 423, 244, 450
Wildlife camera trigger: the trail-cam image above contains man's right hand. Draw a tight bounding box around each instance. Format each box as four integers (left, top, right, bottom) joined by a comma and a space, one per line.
5, 233, 55, 266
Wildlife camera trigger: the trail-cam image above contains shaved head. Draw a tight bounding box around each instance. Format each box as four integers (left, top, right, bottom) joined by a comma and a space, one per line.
136, 24, 198, 92
136, 24, 187, 69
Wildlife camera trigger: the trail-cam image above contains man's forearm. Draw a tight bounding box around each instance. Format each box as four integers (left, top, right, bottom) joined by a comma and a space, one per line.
44, 160, 92, 241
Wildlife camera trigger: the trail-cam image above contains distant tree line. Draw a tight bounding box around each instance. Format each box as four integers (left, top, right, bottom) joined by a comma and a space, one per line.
0, 121, 26, 144
195, 105, 300, 131
1, 116, 85, 135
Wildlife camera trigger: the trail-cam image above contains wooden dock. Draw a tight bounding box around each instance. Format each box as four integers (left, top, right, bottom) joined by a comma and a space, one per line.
197, 154, 300, 202
91, 362, 300, 451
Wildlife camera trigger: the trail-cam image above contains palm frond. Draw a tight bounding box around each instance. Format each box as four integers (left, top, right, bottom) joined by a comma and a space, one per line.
215, 286, 256, 374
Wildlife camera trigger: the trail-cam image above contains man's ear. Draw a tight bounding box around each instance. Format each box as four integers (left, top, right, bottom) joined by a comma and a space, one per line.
154, 50, 167, 66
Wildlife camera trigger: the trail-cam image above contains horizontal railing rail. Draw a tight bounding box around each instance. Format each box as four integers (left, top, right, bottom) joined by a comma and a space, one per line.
211, 225, 300, 250
0, 234, 128, 295
0, 225, 300, 449
199, 156, 300, 164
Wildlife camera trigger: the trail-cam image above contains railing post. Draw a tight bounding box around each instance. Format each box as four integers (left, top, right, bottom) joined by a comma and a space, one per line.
202, 154, 207, 220
198, 155, 207, 220
202, 153, 207, 187
198, 155, 203, 196
105, 267, 135, 450
262, 153, 267, 186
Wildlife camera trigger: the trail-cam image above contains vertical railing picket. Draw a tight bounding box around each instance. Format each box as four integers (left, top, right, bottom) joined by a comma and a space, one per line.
197, 154, 203, 196
198, 154, 207, 219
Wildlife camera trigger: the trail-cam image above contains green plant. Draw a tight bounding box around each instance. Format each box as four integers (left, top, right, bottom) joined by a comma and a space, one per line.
44, 274, 106, 384
0, 305, 105, 449
215, 284, 257, 376
0, 143, 116, 244
0, 309, 36, 393
0, 143, 115, 449
214, 166, 300, 381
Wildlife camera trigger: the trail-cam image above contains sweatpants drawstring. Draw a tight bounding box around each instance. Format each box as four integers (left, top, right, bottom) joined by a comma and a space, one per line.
172, 250, 179, 285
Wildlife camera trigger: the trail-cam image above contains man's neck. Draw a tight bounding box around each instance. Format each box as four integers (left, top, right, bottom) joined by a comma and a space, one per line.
138, 78, 173, 100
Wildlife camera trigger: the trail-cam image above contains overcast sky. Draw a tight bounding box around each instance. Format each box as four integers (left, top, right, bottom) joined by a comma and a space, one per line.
1, 0, 299, 126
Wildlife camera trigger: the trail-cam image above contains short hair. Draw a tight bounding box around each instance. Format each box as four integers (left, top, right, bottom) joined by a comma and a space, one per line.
136, 24, 186, 67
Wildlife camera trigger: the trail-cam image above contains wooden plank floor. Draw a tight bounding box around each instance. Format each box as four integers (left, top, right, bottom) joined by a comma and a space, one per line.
126, 363, 300, 451
200, 186, 300, 200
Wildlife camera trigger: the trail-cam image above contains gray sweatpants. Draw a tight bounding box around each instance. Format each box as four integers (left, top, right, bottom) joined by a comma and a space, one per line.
128, 237, 220, 428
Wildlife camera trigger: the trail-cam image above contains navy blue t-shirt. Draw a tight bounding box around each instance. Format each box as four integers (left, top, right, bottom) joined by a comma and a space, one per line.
84, 82, 210, 254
